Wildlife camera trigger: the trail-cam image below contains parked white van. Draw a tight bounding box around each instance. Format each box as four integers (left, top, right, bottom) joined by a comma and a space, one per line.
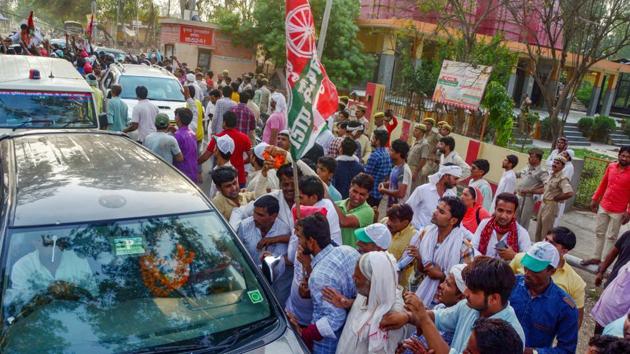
0, 56, 103, 134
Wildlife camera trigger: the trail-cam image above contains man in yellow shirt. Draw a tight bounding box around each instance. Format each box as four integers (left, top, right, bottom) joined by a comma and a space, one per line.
383, 203, 417, 289
211, 166, 255, 220
510, 226, 586, 326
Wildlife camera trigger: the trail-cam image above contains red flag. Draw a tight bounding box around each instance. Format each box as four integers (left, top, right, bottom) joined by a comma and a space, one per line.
27, 11, 34, 35
285, 0, 338, 159
87, 14, 94, 40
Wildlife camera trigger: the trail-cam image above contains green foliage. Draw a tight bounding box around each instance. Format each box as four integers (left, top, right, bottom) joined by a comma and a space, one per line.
591, 115, 616, 142
621, 118, 630, 137
575, 80, 593, 107
541, 117, 553, 141
577, 117, 594, 137
482, 81, 514, 147
575, 156, 613, 209
14, 0, 90, 27
213, 0, 374, 89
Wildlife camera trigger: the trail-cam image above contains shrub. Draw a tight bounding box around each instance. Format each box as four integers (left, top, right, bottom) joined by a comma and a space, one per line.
577, 116, 594, 137
621, 119, 630, 137
541, 117, 552, 141
591, 116, 616, 142
575, 80, 593, 107
482, 81, 513, 147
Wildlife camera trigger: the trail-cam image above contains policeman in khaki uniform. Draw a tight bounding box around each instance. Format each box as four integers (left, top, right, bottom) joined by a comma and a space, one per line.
421, 117, 440, 178
516, 148, 549, 230
408, 123, 430, 188
438, 122, 452, 137
533, 156, 574, 241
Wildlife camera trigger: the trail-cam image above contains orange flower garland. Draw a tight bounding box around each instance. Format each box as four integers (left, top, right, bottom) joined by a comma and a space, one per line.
140, 244, 196, 297
263, 151, 286, 169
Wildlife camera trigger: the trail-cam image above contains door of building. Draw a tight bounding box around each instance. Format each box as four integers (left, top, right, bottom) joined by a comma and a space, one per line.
198, 49, 212, 72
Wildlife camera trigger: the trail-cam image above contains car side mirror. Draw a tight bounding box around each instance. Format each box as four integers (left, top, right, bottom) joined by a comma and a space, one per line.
261, 255, 282, 283
98, 112, 108, 130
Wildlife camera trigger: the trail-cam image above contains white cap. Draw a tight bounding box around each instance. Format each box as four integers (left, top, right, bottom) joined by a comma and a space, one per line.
521, 241, 560, 272
214, 135, 235, 155
355, 223, 392, 250
279, 129, 290, 137
186, 73, 195, 82
254, 142, 269, 160
449, 264, 467, 293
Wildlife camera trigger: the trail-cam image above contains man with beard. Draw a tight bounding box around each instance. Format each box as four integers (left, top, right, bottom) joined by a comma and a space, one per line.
545, 136, 570, 169
437, 136, 470, 180
510, 241, 578, 354
379, 256, 525, 354
286, 213, 360, 353
406, 164, 461, 230
473, 193, 531, 262
236, 195, 291, 304
582, 145, 630, 266
400, 196, 474, 309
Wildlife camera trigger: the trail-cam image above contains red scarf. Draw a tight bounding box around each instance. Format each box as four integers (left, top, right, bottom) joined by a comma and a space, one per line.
478, 216, 519, 255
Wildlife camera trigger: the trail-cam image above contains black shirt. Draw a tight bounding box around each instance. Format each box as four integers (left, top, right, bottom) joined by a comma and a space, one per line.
606, 230, 630, 287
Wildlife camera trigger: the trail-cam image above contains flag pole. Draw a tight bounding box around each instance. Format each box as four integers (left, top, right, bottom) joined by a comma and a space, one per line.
291, 151, 301, 220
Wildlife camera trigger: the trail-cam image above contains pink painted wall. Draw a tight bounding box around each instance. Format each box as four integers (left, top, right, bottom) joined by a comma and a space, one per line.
359, 0, 562, 49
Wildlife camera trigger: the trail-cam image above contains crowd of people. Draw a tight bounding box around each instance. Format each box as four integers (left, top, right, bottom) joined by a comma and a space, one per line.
5, 22, 630, 354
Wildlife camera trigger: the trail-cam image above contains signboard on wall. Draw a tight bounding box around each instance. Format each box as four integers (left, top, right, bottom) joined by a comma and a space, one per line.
432, 60, 492, 111
179, 25, 213, 46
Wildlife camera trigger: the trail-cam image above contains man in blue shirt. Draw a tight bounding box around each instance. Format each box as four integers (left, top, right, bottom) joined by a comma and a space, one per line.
286, 213, 360, 354
379, 256, 525, 353
365, 129, 392, 208
510, 241, 579, 354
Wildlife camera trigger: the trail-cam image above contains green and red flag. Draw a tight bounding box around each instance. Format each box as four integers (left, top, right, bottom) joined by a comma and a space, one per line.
285, 0, 338, 159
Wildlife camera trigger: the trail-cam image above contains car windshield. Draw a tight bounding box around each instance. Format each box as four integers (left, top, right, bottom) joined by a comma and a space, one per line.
0, 211, 276, 353
119, 76, 185, 102
0, 90, 97, 129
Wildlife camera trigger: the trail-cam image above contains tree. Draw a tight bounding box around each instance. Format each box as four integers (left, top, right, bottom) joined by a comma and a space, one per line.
212, 0, 374, 89
507, 0, 630, 142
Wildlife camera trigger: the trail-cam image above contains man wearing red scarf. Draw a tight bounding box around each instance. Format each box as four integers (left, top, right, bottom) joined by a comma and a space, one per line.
473, 193, 532, 261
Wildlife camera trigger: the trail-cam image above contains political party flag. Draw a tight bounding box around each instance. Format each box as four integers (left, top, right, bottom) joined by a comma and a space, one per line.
285, 0, 338, 160
87, 14, 95, 40
26, 11, 35, 36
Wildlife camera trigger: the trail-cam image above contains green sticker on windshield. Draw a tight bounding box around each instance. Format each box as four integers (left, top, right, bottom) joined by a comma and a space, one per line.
247, 290, 263, 304
113, 237, 145, 256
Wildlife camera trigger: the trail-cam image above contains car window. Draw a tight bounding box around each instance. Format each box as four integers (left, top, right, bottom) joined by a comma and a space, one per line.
119, 76, 185, 102
0, 90, 97, 129
0, 211, 276, 353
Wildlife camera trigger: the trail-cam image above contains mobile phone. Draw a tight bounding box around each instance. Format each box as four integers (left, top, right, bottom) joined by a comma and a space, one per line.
495, 240, 508, 250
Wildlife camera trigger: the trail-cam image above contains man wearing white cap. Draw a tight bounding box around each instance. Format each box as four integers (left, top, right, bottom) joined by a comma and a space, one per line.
406, 163, 461, 230
354, 223, 392, 254
186, 73, 203, 102
510, 241, 579, 354
207, 135, 235, 198
246, 142, 279, 196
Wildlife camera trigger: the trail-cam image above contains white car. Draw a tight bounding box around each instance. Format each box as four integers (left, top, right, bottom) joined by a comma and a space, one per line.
101, 63, 187, 122
0, 56, 104, 135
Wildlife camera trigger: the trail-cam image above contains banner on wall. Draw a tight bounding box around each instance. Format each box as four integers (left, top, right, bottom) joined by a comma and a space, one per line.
432, 60, 492, 111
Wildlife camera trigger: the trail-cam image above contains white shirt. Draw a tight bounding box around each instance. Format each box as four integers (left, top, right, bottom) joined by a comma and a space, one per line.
563, 162, 574, 181
406, 183, 456, 230
237, 216, 291, 266
8, 250, 97, 305
131, 99, 159, 142
471, 218, 531, 259
491, 170, 517, 212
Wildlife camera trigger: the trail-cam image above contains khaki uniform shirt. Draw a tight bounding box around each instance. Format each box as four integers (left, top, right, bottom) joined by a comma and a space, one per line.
425, 130, 440, 162
212, 191, 256, 220
517, 164, 549, 193
542, 171, 573, 201
408, 138, 430, 172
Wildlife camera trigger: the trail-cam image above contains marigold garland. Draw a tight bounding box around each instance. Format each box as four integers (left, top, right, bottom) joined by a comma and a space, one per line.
140, 244, 195, 297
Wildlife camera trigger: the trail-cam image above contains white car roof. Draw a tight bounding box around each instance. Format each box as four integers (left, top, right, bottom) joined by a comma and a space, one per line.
116, 64, 176, 78
0, 56, 92, 93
